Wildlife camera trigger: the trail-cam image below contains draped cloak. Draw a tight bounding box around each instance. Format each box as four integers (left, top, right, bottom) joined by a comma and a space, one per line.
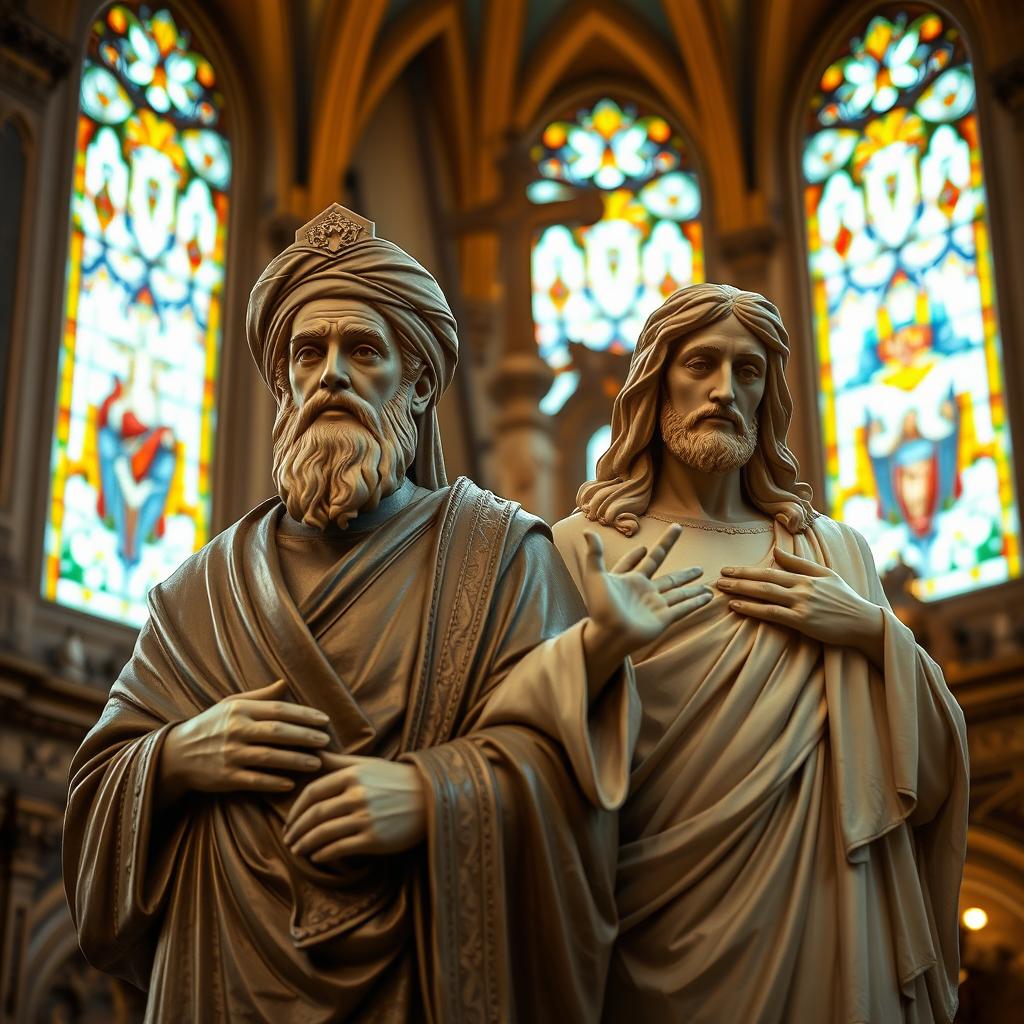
64, 479, 638, 1022
555, 513, 969, 1024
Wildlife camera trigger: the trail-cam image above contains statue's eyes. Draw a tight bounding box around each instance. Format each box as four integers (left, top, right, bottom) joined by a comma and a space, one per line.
352, 344, 381, 360
738, 365, 762, 382
686, 359, 711, 373
294, 345, 321, 363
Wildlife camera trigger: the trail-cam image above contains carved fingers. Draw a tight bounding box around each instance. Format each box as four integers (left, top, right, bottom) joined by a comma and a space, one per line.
666, 588, 714, 623
284, 781, 365, 857
227, 709, 331, 749
719, 546, 880, 647
159, 683, 331, 797
609, 543, 648, 574
716, 577, 796, 605
724, 600, 801, 627
657, 572, 713, 621
656, 567, 704, 593
635, 523, 683, 578
284, 753, 427, 862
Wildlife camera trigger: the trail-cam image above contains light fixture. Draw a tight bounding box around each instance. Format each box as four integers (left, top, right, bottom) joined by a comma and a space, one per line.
962, 907, 988, 931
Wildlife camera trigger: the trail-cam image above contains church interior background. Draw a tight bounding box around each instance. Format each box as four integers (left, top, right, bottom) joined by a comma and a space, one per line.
0, 0, 1022, 1018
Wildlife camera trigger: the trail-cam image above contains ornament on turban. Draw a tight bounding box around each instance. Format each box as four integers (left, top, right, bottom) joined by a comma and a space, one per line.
246, 204, 459, 489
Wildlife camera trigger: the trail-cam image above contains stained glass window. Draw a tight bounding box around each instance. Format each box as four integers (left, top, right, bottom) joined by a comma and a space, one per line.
802, 7, 1019, 600
530, 98, 704, 413
43, 4, 230, 626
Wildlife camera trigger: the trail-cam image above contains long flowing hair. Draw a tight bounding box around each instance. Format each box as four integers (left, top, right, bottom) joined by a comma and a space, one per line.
577, 283, 816, 536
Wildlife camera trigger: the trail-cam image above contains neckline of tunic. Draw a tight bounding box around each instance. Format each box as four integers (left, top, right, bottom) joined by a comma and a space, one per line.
277, 478, 428, 541
642, 509, 774, 535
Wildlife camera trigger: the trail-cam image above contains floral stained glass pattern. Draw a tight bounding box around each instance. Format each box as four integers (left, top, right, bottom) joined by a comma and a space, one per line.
530, 99, 703, 413
803, 8, 1018, 600
43, 5, 230, 626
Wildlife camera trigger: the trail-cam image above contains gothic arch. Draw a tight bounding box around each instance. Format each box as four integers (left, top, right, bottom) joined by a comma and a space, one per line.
515, 3, 697, 145
308, 0, 388, 210
516, 0, 746, 233
474, 0, 528, 204
659, 0, 746, 232
309, 0, 474, 214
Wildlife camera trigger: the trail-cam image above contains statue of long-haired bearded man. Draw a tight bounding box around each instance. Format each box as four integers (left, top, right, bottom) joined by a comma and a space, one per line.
555, 282, 969, 1024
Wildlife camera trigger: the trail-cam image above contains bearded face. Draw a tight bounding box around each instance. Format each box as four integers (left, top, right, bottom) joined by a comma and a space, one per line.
271, 372, 418, 530
660, 400, 759, 474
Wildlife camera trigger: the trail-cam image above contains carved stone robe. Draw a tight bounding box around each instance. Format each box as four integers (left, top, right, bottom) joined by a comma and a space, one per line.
65, 479, 637, 1022
556, 513, 968, 1024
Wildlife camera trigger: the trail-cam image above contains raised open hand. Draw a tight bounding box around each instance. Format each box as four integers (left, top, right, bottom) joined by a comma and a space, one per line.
158, 679, 331, 803
580, 522, 712, 657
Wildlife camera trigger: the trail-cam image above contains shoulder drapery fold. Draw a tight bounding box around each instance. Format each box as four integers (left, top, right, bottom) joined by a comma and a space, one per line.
406, 479, 635, 1022
807, 517, 969, 1020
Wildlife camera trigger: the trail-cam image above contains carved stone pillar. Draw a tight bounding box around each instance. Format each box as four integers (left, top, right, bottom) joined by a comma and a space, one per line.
454, 146, 602, 522
992, 56, 1024, 126
717, 222, 778, 296
0, 795, 62, 1023
488, 351, 556, 520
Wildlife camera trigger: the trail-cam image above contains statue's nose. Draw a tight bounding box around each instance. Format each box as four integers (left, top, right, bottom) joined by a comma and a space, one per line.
319, 346, 351, 391
709, 365, 735, 403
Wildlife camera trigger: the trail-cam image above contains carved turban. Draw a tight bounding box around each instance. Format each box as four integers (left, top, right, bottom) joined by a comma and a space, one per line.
246, 205, 459, 489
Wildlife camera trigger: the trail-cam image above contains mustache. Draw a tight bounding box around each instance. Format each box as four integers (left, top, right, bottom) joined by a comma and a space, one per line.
293, 389, 380, 438
682, 404, 746, 430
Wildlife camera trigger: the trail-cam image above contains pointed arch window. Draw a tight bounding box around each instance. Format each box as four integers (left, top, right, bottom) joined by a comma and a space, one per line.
529, 97, 704, 413
43, 4, 231, 626
801, 7, 1019, 599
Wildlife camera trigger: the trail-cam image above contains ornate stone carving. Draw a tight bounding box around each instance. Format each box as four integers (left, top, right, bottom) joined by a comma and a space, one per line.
295, 203, 374, 253
0, 6, 72, 97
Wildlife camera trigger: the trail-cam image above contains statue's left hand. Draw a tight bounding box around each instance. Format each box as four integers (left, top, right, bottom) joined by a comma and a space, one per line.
717, 547, 885, 665
283, 752, 426, 861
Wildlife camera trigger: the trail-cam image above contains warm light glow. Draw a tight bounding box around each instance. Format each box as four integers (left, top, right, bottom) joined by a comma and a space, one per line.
529, 98, 703, 411
962, 907, 988, 931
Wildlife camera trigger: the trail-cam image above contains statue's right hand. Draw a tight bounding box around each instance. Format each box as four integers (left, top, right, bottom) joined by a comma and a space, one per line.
158, 679, 331, 800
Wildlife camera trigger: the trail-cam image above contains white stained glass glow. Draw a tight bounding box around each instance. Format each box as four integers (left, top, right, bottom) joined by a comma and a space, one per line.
530, 99, 704, 408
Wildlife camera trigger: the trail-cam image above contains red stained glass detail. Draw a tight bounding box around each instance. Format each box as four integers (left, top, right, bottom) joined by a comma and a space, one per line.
834, 223, 852, 258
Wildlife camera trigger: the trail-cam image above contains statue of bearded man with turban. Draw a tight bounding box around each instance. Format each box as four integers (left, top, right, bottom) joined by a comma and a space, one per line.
64, 206, 712, 1021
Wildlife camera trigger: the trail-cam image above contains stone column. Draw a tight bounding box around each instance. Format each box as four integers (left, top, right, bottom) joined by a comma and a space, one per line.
489, 351, 556, 520
459, 151, 601, 521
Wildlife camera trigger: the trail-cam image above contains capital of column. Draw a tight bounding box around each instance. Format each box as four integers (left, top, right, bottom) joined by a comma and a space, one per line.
488, 351, 554, 431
